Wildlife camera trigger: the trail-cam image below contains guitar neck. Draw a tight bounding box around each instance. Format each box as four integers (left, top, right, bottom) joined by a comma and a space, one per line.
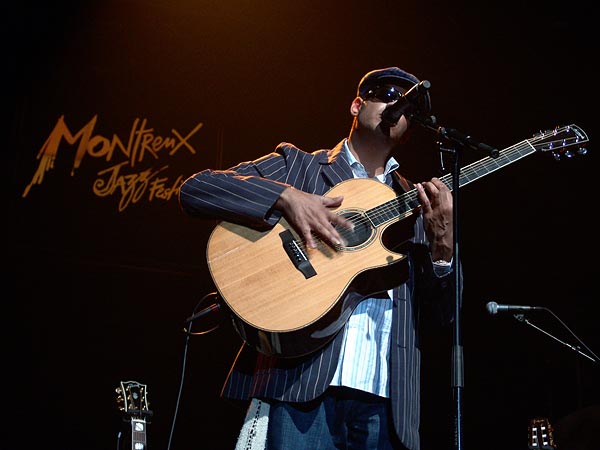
380, 125, 589, 225
131, 417, 147, 449
370, 138, 537, 225
440, 138, 536, 191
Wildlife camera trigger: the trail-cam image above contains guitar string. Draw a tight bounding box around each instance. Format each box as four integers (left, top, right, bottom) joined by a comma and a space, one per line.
293, 127, 579, 250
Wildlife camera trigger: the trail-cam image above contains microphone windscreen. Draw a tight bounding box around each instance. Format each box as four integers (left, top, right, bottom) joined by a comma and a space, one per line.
486, 301, 498, 315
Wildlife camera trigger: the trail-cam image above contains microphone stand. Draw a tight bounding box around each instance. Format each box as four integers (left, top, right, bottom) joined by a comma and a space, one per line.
412, 102, 500, 450
512, 309, 599, 364
512, 308, 599, 415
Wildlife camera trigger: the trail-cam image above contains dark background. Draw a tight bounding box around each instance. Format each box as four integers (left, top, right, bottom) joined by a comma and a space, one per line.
6, 1, 598, 449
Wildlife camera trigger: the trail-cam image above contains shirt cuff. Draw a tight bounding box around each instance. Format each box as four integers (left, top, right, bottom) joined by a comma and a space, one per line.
432, 256, 453, 277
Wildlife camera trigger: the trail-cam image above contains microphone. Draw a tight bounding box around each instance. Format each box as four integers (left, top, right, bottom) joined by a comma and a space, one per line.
486, 301, 541, 315
381, 80, 432, 126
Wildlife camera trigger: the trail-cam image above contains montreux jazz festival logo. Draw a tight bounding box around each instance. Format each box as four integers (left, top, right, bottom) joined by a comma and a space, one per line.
22, 115, 203, 211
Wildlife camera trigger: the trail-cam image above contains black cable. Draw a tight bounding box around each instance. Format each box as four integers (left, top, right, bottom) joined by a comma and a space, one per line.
166, 292, 222, 450
540, 307, 600, 363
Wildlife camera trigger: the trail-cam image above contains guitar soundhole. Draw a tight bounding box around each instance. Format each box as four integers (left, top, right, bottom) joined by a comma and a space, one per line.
337, 211, 374, 249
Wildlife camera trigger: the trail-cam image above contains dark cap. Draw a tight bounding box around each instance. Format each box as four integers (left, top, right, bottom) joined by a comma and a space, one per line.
357, 67, 420, 97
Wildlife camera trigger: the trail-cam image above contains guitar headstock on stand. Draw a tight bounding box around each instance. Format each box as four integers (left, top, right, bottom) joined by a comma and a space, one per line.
116, 380, 153, 450
528, 417, 556, 450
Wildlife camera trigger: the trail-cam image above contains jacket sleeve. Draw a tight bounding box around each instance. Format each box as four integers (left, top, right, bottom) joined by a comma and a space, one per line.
411, 215, 461, 326
178, 144, 296, 229
417, 245, 460, 326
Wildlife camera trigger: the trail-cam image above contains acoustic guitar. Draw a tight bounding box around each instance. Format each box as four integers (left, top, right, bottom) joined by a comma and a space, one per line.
207, 124, 588, 357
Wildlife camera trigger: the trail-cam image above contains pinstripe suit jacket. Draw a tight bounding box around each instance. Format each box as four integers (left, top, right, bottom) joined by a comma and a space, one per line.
179, 140, 455, 450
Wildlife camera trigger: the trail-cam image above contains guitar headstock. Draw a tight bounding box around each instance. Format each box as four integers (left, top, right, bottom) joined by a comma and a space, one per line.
530, 124, 589, 160
116, 381, 152, 450
116, 380, 150, 419
528, 417, 556, 449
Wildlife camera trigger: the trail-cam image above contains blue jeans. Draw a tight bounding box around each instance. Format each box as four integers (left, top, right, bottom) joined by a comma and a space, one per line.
265, 387, 407, 450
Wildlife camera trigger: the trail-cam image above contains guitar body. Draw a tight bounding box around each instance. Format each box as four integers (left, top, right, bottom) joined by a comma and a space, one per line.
207, 178, 410, 357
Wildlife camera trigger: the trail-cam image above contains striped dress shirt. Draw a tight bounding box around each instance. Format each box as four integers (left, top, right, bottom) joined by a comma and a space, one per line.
328, 141, 400, 397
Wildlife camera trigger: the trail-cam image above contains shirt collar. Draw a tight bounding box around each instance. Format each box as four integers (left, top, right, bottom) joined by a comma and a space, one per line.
342, 139, 399, 180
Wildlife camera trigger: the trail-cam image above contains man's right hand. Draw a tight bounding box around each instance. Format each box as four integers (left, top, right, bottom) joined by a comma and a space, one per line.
275, 187, 352, 249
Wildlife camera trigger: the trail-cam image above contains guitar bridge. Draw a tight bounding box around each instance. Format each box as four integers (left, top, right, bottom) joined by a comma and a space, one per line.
279, 229, 317, 279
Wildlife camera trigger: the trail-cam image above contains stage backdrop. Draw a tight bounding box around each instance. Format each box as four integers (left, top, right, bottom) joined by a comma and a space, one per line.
8, 1, 598, 450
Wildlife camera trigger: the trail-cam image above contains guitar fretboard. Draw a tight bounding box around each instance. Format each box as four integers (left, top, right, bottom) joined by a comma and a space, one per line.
366, 124, 587, 227
131, 418, 147, 449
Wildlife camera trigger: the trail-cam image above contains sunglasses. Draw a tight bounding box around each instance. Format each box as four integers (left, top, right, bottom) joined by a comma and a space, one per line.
364, 85, 404, 103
